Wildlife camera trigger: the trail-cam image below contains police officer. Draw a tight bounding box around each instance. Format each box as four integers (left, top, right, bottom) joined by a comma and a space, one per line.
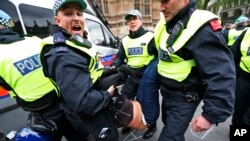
155, 0, 236, 141
231, 28, 250, 125
110, 9, 158, 138
0, 10, 82, 141
223, 15, 250, 48
40, 0, 121, 140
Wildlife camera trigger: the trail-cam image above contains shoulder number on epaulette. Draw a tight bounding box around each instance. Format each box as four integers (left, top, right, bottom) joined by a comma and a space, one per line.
55, 46, 69, 53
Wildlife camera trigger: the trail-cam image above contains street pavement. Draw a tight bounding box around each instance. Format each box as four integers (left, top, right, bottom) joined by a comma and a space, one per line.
119, 101, 231, 141
0, 97, 232, 141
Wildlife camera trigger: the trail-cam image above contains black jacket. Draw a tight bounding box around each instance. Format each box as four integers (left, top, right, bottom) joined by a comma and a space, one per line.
0, 28, 24, 44
230, 29, 250, 78
222, 26, 248, 46
160, 1, 236, 124
40, 25, 110, 116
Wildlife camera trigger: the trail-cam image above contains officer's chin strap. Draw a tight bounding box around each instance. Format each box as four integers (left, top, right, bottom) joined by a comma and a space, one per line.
27, 112, 58, 134
69, 34, 92, 49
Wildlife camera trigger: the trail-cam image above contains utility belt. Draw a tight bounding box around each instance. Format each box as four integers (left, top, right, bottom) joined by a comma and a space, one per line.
16, 90, 59, 112
183, 82, 206, 103
160, 78, 207, 103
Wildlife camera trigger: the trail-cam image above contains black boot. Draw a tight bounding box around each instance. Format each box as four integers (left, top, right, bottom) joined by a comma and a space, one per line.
143, 124, 157, 139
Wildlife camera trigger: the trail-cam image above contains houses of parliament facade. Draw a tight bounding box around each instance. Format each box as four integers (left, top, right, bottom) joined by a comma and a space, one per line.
89, 0, 250, 36
87, 0, 161, 36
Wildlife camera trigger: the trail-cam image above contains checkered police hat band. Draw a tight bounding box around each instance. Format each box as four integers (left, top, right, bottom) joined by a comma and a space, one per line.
0, 17, 9, 26
53, 0, 65, 15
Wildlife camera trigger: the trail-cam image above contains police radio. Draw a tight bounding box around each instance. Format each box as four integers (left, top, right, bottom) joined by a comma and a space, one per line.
166, 20, 184, 47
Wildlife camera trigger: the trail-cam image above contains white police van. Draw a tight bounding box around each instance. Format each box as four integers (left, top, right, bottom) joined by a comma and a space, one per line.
0, 0, 120, 136
0, 0, 120, 65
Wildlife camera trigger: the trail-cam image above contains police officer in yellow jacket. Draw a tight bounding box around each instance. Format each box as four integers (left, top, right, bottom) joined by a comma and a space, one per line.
110, 9, 158, 138
0, 10, 82, 141
40, 0, 124, 140
156, 0, 235, 141
223, 16, 250, 47
231, 28, 250, 125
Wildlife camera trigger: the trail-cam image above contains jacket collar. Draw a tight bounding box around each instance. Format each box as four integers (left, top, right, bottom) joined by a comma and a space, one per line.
128, 26, 147, 39
49, 25, 71, 39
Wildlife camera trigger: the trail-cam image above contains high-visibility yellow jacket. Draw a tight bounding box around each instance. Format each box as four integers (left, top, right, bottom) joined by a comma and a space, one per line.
0, 36, 55, 101
155, 10, 219, 82
122, 32, 154, 68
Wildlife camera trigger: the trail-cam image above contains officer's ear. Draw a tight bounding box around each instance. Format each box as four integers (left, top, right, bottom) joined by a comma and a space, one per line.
54, 16, 61, 27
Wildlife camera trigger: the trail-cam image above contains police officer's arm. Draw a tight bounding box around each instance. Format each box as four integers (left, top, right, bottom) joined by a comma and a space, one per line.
188, 23, 236, 124
44, 46, 111, 116
231, 30, 246, 66
147, 37, 158, 57
110, 43, 126, 68
222, 29, 229, 44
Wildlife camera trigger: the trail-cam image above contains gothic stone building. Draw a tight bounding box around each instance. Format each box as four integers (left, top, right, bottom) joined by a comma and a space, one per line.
89, 0, 161, 36
91, 0, 250, 36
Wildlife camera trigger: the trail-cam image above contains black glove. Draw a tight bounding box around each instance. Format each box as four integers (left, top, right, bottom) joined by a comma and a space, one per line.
108, 95, 133, 127
102, 68, 119, 77
118, 65, 136, 77
110, 94, 127, 109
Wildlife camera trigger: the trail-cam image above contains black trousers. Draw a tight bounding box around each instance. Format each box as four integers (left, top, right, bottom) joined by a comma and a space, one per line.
159, 88, 200, 141
232, 76, 250, 125
63, 72, 126, 141
64, 107, 119, 141
121, 76, 141, 100
37, 103, 85, 141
